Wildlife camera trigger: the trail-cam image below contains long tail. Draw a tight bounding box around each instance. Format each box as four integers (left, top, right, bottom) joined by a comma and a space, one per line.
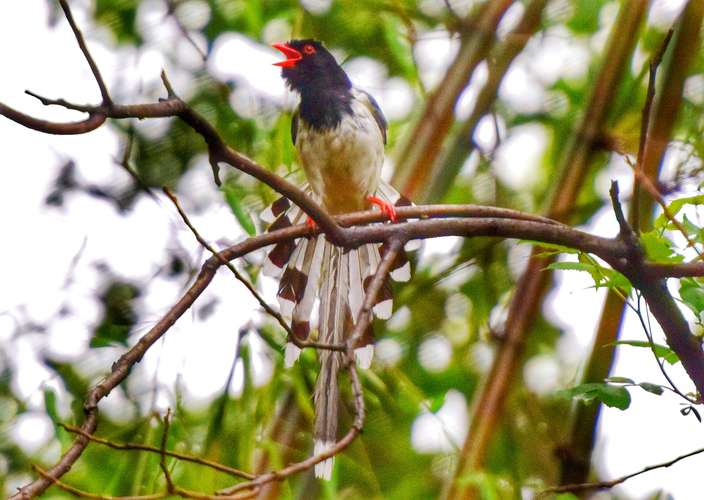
261, 181, 413, 479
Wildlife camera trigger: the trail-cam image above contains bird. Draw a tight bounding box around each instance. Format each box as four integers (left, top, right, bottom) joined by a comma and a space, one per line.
263, 39, 413, 479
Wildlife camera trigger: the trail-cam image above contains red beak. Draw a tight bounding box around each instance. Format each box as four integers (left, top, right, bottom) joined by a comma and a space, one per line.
272, 42, 302, 68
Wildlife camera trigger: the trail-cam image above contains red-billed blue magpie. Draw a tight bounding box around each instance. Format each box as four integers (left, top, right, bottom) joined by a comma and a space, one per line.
263, 39, 413, 479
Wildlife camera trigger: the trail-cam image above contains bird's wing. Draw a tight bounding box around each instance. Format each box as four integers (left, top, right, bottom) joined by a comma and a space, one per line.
354, 89, 387, 144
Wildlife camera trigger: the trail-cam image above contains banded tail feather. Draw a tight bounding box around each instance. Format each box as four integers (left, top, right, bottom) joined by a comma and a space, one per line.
261, 181, 413, 479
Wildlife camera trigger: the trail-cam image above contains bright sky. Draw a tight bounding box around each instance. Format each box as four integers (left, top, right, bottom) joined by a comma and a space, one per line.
1, 1, 703, 498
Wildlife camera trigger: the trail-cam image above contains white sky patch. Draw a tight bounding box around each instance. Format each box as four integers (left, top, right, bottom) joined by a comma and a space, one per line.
648, 0, 688, 29
493, 123, 548, 190
300, 0, 333, 15
496, 2, 525, 38
455, 61, 488, 120
684, 74, 704, 105
413, 31, 460, 90
499, 61, 546, 114
524, 26, 590, 85
411, 390, 468, 453
418, 335, 453, 372
8, 412, 54, 456
523, 354, 562, 396
474, 113, 505, 153
375, 338, 403, 367
208, 33, 288, 103
380, 77, 415, 120
174, 0, 211, 31
262, 19, 292, 45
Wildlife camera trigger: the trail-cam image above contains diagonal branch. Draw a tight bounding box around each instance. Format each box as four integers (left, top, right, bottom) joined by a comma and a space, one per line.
347, 237, 405, 352
163, 187, 342, 352
58, 0, 112, 105
60, 423, 254, 479
163, 187, 292, 336
544, 444, 704, 495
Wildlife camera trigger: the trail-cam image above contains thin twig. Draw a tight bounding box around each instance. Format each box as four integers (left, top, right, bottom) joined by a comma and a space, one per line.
32, 465, 165, 500
346, 237, 405, 353
159, 410, 175, 494
541, 445, 704, 495
627, 292, 697, 404
116, 126, 158, 200
60, 423, 254, 479
58, 0, 112, 105
162, 188, 291, 336
628, 156, 702, 255
164, 0, 207, 61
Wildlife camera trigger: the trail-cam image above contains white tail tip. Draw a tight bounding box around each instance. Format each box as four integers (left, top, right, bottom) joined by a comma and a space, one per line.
277, 296, 295, 318
284, 342, 301, 368
262, 257, 281, 277
314, 440, 335, 480
355, 345, 374, 369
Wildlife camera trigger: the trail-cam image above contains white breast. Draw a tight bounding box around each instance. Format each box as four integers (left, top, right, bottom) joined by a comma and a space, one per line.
296, 97, 384, 214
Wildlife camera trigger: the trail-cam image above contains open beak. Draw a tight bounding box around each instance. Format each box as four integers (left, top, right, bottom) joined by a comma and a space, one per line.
272, 42, 302, 68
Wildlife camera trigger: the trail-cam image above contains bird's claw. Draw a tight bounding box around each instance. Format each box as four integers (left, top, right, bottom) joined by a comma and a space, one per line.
367, 195, 398, 223
306, 216, 318, 231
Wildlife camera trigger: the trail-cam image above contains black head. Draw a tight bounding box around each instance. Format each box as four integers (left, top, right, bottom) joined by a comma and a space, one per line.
272, 39, 351, 95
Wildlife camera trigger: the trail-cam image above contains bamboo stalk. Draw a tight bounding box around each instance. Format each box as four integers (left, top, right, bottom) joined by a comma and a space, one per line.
446, 2, 648, 498
392, 0, 515, 201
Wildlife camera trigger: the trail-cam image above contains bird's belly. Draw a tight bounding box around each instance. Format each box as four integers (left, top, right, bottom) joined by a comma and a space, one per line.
297, 119, 383, 215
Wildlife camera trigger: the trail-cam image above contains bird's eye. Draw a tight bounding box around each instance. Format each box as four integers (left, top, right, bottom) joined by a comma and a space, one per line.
303, 44, 316, 55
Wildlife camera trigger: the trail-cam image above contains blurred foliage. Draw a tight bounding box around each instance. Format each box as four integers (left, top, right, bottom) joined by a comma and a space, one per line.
5, 0, 704, 499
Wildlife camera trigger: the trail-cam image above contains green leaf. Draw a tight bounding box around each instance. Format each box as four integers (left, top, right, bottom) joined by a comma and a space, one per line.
638, 382, 664, 395
222, 184, 256, 236
612, 340, 680, 365
44, 388, 60, 425
557, 383, 631, 410
91, 281, 139, 348
520, 240, 579, 255
605, 376, 634, 384
679, 278, 704, 317
639, 230, 684, 263
655, 194, 704, 229
428, 392, 446, 413
547, 261, 595, 272
44, 388, 70, 447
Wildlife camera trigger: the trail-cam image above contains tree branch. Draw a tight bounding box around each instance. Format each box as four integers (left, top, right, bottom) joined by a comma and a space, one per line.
57, 0, 112, 105
60, 423, 254, 479
544, 445, 704, 495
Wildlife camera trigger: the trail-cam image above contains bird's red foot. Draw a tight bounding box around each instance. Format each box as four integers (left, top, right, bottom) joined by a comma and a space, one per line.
367, 195, 398, 222
305, 216, 318, 231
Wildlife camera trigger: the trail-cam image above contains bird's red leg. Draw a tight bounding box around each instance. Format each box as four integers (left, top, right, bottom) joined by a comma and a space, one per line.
367, 195, 398, 223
